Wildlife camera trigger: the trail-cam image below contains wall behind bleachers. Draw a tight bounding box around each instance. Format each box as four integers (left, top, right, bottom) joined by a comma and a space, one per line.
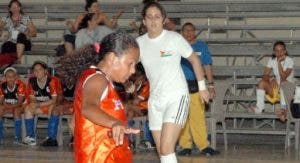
1, 0, 300, 71
9, 0, 140, 2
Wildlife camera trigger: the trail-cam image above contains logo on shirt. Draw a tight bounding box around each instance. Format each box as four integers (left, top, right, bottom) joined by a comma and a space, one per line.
160, 50, 173, 57
113, 99, 124, 111
36, 96, 50, 102
5, 98, 18, 105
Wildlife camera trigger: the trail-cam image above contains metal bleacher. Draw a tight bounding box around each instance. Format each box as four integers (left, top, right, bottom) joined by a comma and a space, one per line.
0, 0, 300, 81
1, 1, 300, 67
1, 0, 300, 147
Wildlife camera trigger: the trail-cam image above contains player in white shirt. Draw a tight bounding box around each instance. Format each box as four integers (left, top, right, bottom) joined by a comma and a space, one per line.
136, 2, 209, 163
251, 41, 294, 121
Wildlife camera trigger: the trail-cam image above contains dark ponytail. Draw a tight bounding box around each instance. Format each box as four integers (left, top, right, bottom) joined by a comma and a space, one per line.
78, 13, 94, 30
85, 0, 98, 11
56, 32, 139, 86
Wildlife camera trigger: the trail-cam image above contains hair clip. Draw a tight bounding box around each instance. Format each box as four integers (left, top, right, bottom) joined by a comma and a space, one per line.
94, 42, 101, 53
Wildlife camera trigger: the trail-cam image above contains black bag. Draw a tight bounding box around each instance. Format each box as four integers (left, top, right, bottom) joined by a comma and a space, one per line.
290, 100, 300, 118
187, 80, 198, 94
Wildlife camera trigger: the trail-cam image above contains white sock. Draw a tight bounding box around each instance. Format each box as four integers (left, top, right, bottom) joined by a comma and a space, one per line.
256, 89, 265, 113
279, 88, 286, 109
160, 153, 177, 163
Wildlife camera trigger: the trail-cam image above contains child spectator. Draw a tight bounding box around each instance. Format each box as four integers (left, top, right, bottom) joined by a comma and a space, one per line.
24, 61, 60, 146
0, 67, 26, 144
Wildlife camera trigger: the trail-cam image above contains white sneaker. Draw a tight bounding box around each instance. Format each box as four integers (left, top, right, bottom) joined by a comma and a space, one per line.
23, 136, 36, 146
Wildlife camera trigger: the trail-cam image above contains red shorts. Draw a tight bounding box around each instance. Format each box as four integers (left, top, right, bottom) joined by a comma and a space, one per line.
0, 53, 17, 66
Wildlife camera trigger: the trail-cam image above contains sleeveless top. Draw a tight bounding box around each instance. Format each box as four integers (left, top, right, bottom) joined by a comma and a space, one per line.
74, 67, 131, 163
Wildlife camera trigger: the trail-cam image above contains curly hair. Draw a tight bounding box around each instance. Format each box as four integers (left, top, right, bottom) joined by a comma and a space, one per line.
56, 32, 139, 86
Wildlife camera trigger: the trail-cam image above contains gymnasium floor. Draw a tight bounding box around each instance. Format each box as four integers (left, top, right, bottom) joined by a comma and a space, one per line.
0, 135, 299, 163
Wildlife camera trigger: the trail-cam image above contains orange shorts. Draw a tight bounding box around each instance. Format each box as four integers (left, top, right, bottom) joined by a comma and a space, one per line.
0, 105, 24, 114
24, 102, 50, 114
39, 106, 50, 114
61, 100, 74, 114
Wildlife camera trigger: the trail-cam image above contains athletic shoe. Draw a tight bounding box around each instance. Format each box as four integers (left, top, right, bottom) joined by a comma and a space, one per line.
177, 148, 192, 156
23, 136, 36, 146
201, 147, 220, 156
41, 138, 58, 146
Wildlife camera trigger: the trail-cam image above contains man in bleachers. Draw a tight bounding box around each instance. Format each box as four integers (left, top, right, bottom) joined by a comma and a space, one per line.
23, 61, 60, 146
0, 67, 26, 144
178, 22, 219, 156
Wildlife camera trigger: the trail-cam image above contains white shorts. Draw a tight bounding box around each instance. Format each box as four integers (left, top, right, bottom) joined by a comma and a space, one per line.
148, 93, 190, 130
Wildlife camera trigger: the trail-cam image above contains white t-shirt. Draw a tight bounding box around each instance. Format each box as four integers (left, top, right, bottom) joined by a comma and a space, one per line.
136, 30, 193, 97
266, 56, 294, 83
75, 25, 113, 49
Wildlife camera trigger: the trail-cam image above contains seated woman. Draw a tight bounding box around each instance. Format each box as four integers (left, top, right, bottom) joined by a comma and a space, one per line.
75, 13, 113, 49
24, 61, 60, 146
251, 41, 294, 122
55, 81, 75, 145
0, 0, 37, 63
0, 67, 26, 144
66, 0, 122, 33
64, 0, 121, 55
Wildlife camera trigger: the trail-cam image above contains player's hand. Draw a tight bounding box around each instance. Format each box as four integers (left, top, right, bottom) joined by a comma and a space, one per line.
110, 121, 140, 146
199, 89, 210, 103
208, 87, 216, 99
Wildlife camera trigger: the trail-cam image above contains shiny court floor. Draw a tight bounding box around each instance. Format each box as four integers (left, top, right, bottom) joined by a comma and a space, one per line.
0, 135, 300, 163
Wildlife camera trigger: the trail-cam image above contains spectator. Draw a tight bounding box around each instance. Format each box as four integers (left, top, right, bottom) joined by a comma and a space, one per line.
0, 67, 26, 144
177, 22, 219, 156
55, 79, 75, 145
75, 13, 113, 49
122, 63, 155, 150
251, 41, 294, 122
66, 0, 122, 33
23, 61, 60, 146
0, 0, 37, 63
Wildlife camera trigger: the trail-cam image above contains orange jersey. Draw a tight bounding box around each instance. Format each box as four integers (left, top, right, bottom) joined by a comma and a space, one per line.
0, 79, 26, 104
51, 76, 63, 95
27, 76, 59, 102
136, 80, 150, 110
74, 68, 132, 163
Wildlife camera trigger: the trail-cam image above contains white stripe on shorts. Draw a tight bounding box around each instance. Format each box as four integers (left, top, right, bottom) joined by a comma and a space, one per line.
174, 94, 189, 126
